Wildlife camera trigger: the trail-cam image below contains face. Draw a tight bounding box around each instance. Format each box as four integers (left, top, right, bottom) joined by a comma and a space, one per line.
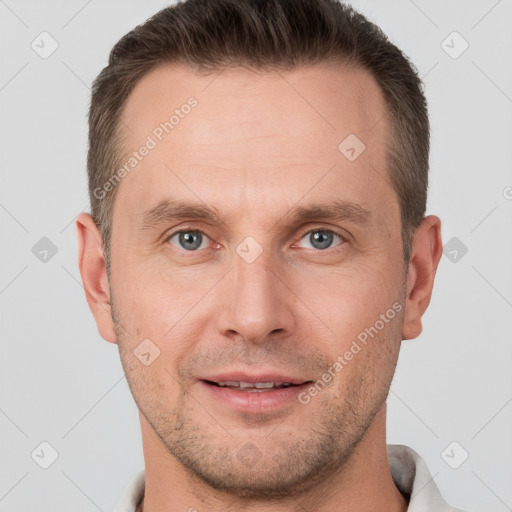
95, 62, 411, 496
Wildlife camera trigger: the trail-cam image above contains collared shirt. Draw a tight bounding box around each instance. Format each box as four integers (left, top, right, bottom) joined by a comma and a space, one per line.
113, 444, 465, 511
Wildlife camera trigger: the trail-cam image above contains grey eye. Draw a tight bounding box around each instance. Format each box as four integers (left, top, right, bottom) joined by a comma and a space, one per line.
168, 230, 208, 251
298, 230, 343, 250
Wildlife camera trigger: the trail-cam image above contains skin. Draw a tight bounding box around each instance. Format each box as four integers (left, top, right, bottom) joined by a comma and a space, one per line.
77, 62, 442, 512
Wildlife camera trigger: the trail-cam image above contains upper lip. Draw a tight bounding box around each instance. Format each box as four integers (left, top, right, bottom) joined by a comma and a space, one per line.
200, 372, 312, 385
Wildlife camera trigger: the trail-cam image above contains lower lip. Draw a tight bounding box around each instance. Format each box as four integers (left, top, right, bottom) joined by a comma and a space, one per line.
199, 380, 311, 413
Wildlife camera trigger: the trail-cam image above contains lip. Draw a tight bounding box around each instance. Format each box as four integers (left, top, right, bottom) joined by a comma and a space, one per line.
199, 372, 309, 385
198, 373, 313, 413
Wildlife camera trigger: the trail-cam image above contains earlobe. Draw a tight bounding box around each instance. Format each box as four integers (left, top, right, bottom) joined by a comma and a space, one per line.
401, 215, 443, 341
76, 213, 117, 344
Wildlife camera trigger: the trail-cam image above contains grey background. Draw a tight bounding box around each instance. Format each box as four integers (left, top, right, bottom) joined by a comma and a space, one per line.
1, 0, 511, 510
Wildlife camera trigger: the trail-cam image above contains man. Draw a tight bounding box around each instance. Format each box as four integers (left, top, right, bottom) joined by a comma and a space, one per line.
76, 0, 463, 510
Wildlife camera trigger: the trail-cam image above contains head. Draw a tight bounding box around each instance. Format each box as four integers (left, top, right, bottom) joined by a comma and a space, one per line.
78, 0, 442, 500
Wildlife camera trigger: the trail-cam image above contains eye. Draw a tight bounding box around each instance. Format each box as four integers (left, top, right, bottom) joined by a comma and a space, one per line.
166, 228, 344, 252
168, 230, 210, 251
296, 229, 344, 250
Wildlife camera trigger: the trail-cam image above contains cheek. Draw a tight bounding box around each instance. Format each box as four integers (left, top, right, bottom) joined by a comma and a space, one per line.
295, 260, 398, 340
118, 337, 177, 414
111, 255, 217, 345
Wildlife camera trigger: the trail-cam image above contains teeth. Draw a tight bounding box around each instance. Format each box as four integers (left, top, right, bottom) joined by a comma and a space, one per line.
253, 382, 276, 389
217, 381, 294, 389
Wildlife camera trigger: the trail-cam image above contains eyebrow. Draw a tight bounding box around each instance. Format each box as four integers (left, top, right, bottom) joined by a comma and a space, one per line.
137, 198, 374, 231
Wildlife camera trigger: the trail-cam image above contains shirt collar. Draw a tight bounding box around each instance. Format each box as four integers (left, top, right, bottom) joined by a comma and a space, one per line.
388, 444, 462, 511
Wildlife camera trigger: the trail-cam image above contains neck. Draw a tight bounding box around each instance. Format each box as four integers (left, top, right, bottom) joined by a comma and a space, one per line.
138, 405, 408, 512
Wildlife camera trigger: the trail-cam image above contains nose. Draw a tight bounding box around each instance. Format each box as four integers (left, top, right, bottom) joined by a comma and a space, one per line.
215, 247, 296, 344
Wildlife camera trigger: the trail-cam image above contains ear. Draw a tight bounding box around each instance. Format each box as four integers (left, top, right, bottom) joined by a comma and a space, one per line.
402, 215, 443, 340
76, 213, 117, 344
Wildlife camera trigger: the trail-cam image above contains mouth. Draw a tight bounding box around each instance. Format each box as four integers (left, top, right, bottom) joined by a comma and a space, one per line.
202, 380, 308, 392
198, 376, 314, 412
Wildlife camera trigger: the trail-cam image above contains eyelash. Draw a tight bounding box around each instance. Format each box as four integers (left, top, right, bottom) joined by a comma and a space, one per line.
165, 226, 347, 252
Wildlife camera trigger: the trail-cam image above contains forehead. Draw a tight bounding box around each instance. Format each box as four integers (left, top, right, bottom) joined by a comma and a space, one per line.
115, 61, 395, 228
121, 61, 386, 149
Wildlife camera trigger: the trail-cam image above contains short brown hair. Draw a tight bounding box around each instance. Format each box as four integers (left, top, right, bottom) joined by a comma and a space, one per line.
88, 0, 429, 268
